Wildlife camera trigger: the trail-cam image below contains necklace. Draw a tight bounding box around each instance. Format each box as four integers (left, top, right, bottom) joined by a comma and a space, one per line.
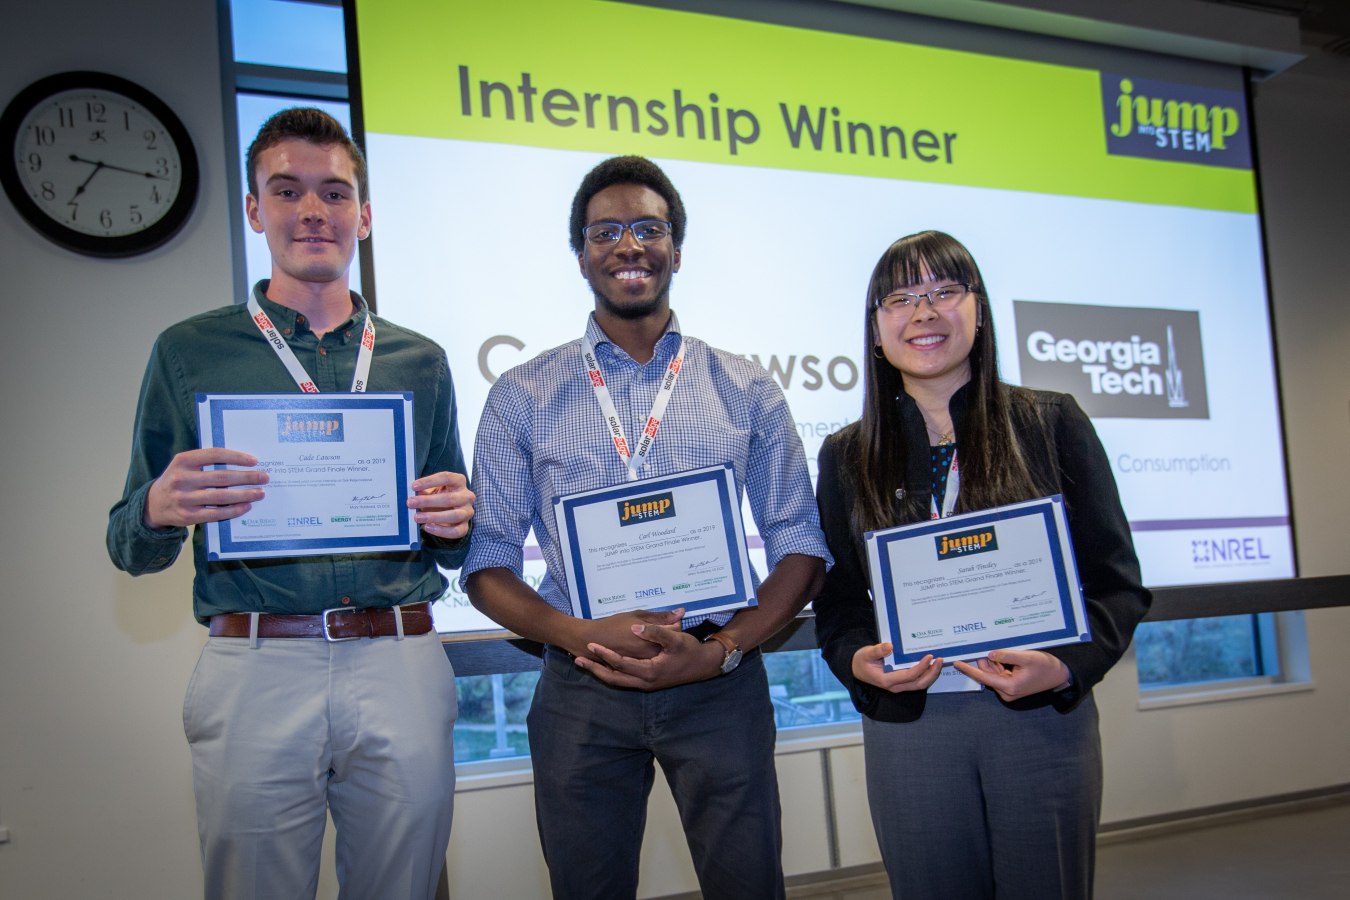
924, 421, 955, 446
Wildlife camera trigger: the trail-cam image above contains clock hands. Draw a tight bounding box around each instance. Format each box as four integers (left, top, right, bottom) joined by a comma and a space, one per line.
68, 154, 171, 182
69, 159, 105, 202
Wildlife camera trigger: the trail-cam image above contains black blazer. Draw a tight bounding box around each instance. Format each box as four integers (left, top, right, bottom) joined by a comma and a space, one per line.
813, 383, 1151, 722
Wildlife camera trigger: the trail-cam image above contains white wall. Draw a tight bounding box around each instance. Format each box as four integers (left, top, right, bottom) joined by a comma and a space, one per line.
0, 1, 232, 896
1, 3, 1348, 899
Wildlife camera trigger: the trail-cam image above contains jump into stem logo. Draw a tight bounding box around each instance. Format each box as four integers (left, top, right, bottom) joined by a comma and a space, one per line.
1100, 73, 1250, 170
935, 527, 998, 560
618, 491, 676, 526
278, 413, 345, 442
1014, 302, 1209, 419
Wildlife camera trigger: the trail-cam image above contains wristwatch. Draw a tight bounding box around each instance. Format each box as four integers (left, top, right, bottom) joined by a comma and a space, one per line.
704, 631, 744, 675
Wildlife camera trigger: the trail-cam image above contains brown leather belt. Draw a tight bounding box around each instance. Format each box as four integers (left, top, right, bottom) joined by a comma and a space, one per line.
208, 602, 434, 641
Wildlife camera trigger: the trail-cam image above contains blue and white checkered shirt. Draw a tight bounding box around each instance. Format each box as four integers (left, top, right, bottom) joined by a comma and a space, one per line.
462, 311, 831, 627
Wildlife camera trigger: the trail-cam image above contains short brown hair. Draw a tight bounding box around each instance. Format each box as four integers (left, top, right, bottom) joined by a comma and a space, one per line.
245, 107, 369, 201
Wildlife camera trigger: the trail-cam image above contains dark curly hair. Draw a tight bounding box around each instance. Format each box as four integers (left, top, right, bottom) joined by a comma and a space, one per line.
568, 156, 686, 254
245, 107, 368, 202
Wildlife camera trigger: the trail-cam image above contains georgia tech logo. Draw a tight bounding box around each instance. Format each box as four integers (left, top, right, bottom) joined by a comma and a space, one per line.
1100, 73, 1250, 170
1014, 301, 1209, 419
618, 492, 676, 526
936, 527, 998, 560
278, 413, 345, 442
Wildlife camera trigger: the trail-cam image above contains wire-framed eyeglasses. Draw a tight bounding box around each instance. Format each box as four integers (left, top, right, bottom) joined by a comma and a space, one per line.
876, 283, 973, 313
582, 219, 672, 246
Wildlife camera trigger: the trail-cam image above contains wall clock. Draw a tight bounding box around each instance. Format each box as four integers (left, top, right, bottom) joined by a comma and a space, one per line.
0, 71, 199, 257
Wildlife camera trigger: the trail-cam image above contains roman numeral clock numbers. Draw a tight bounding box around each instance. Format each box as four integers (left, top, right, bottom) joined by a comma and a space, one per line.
1, 71, 199, 257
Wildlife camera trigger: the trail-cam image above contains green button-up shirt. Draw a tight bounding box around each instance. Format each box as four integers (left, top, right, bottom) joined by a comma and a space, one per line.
107, 282, 470, 623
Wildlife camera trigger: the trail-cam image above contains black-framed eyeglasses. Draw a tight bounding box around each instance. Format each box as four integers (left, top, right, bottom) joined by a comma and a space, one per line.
582, 219, 672, 246
876, 283, 973, 313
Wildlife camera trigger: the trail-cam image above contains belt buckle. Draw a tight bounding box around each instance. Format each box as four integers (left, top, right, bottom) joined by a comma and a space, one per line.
321, 607, 362, 642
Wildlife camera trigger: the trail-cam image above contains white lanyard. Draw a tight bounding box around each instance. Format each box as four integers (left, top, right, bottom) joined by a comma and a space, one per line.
930, 450, 960, 519
581, 333, 687, 482
247, 295, 374, 393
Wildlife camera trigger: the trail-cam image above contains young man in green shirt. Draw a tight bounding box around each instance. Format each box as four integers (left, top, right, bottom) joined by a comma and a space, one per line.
107, 108, 473, 900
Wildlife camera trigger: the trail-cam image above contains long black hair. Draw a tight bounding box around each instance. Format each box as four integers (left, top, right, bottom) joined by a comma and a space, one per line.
838, 231, 1048, 536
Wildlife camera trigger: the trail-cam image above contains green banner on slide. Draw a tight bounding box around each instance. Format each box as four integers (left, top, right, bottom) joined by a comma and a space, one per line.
353, 0, 1257, 213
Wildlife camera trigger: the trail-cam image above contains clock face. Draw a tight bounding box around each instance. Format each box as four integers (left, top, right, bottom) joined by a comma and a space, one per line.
1, 72, 199, 257
15, 89, 182, 237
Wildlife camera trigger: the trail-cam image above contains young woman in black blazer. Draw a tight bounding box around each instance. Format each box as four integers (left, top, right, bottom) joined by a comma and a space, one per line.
814, 231, 1151, 900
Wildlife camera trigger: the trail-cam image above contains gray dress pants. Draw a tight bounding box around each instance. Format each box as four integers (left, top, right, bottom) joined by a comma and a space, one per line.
528, 645, 785, 900
863, 689, 1102, 900
183, 631, 458, 900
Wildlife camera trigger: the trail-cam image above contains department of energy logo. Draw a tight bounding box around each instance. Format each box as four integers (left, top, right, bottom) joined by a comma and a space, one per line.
1014, 302, 1209, 419
1100, 73, 1250, 170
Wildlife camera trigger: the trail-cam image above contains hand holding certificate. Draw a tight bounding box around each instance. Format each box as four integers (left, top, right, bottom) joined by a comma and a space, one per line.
865, 495, 1091, 676
195, 393, 420, 560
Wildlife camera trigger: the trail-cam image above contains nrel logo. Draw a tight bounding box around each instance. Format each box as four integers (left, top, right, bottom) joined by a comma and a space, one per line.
633, 587, 666, 600
618, 491, 676, 526
278, 413, 345, 442
952, 622, 987, 634
936, 527, 998, 560
1100, 74, 1250, 170
1192, 536, 1272, 565
288, 516, 321, 526
1015, 302, 1209, 419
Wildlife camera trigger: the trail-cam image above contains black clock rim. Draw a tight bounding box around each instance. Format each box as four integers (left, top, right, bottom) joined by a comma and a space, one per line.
0, 71, 200, 259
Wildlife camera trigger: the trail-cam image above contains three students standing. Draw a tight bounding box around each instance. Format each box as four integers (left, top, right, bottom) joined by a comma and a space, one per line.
109, 103, 1147, 900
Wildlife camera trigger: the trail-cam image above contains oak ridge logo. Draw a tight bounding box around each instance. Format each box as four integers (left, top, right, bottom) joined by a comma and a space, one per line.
618, 491, 676, 526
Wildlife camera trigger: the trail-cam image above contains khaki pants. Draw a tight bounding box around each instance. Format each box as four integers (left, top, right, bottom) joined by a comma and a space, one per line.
183, 630, 458, 900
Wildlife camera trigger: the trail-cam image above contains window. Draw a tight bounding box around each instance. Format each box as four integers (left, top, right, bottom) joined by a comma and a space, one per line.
452, 650, 859, 764
1135, 614, 1276, 688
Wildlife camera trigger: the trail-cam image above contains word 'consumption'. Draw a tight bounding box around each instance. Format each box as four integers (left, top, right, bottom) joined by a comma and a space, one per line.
457, 66, 958, 162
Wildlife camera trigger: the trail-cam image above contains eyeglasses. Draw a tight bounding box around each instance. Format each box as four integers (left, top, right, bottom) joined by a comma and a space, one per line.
582, 219, 672, 246
876, 283, 973, 313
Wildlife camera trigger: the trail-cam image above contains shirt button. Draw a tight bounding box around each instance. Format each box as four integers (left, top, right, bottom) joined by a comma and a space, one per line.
341, 596, 351, 605
296, 315, 305, 324
319, 347, 327, 357
283, 328, 292, 335
346, 330, 352, 338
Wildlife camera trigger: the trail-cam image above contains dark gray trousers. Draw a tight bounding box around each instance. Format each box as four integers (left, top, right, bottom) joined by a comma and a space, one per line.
863, 689, 1102, 900
527, 645, 785, 900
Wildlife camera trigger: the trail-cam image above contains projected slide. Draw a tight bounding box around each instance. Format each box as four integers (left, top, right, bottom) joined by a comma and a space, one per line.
350, 0, 1293, 631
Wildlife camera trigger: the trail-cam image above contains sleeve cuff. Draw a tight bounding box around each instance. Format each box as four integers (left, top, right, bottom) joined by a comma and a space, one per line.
762, 522, 834, 572
131, 482, 188, 545
457, 540, 525, 591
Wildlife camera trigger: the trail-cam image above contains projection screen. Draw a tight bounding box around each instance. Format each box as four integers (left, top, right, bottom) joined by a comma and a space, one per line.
346, 0, 1294, 633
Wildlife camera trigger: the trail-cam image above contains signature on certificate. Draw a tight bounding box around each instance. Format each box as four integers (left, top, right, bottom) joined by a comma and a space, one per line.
1012, 590, 1047, 603
351, 494, 387, 502
687, 557, 722, 570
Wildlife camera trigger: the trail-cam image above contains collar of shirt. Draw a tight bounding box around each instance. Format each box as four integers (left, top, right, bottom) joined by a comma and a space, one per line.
582, 309, 683, 365
252, 280, 368, 346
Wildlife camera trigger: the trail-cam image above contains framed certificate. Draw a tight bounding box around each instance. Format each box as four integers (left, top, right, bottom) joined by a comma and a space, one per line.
865, 496, 1092, 670
195, 393, 419, 560
553, 464, 757, 620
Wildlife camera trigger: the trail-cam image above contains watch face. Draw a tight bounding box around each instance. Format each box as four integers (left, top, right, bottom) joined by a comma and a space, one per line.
1, 72, 198, 257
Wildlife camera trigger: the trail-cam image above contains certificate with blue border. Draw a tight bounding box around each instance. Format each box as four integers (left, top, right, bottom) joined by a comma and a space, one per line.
864, 496, 1091, 670
553, 464, 757, 620
195, 393, 419, 560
